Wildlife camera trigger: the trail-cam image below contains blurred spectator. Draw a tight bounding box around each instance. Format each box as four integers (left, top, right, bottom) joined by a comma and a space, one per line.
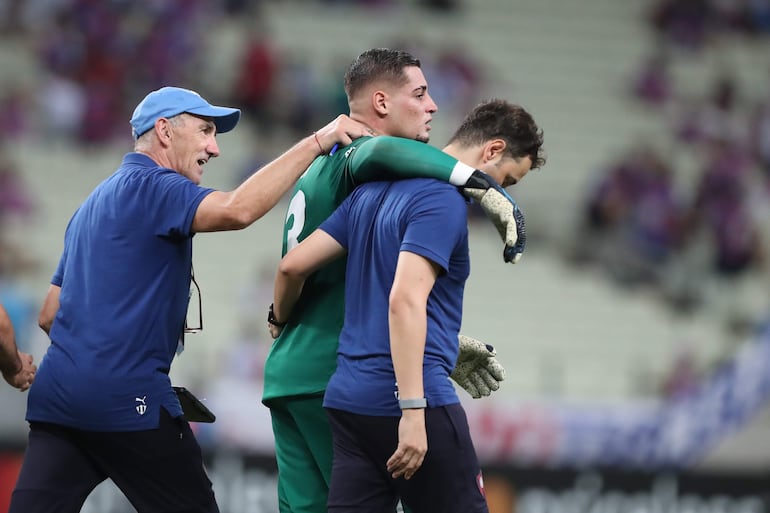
37, 8, 86, 77
0, 86, 31, 140
271, 50, 323, 137
78, 81, 124, 145
37, 73, 86, 142
232, 31, 278, 133
649, 0, 713, 51
428, 44, 484, 117
137, 7, 202, 87
630, 46, 673, 108
689, 139, 759, 278
673, 73, 747, 149
684, 139, 764, 331
571, 145, 686, 289
748, 95, 770, 176
0, 148, 35, 225
660, 345, 701, 399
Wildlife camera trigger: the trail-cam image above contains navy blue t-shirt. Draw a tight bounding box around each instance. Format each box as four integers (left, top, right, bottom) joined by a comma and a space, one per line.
27, 153, 213, 431
321, 178, 470, 416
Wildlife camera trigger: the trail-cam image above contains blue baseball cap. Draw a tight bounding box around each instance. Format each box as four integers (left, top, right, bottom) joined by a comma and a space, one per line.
130, 86, 241, 139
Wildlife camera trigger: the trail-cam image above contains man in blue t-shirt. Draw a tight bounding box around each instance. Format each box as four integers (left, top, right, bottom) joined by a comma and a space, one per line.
9, 87, 370, 513
271, 99, 545, 513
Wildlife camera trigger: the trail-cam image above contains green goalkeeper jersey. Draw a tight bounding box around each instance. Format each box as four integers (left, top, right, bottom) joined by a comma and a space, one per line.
262, 136, 473, 403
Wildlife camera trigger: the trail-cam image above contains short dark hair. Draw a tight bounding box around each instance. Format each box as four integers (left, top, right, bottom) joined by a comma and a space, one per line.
343, 48, 422, 100
448, 99, 546, 170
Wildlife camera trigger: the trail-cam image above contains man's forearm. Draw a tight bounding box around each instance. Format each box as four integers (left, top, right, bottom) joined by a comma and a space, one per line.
0, 347, 21, 376
273, 229, 347, 323
194, 136, 323, 232
389, 301, 426, 402
231, 136, 322, 224
194, 115, 369, 233
272, 272, 305, 324
350, 136, 474, 186
0, 308, 21, 376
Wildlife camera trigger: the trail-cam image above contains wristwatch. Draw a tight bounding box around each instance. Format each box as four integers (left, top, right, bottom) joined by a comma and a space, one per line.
267, 303, 287, 328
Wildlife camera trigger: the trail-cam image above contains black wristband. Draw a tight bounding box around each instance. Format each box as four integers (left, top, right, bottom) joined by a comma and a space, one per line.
268, 303, 287, 328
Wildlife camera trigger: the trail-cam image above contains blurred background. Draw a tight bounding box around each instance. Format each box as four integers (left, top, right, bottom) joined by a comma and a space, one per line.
1, 0, 770, 511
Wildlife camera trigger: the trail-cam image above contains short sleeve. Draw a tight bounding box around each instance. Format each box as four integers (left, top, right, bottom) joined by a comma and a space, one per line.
400, 186, 467, 272
147, 171, 214, 239
319, 195, 352, 250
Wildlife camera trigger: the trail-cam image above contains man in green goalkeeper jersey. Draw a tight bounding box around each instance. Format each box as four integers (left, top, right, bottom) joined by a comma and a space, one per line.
262, 48, 518, 513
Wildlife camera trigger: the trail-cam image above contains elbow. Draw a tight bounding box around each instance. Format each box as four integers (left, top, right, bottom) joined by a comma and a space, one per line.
277, 257, 307, 282
388, 290, 420, 320
37, 303, 55, 335
228, 212, 252, 231
221, 205, 256, 231
38, 316, 51, 335
220, 193, 267, 230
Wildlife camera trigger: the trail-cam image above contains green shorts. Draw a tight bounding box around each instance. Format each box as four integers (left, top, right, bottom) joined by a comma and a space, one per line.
269, 395, 332, 513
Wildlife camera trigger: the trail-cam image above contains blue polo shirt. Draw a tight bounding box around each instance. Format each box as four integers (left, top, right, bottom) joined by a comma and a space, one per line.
320, 178, 470, 416
27, 153, 214, 431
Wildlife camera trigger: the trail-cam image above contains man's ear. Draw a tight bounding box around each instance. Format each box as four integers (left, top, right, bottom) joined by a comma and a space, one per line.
484, 139, 507, 163
372, 90, 388, 116
155, 118, 172, 144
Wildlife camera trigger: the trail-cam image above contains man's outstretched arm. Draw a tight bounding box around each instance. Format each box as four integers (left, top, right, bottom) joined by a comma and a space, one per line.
193, 115, 371, 233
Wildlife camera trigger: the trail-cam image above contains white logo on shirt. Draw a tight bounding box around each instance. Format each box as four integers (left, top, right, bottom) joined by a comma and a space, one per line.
135, 396, 147, 416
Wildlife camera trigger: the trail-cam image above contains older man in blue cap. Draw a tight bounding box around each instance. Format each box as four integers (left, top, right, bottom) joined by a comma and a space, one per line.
8, 86, 370, 513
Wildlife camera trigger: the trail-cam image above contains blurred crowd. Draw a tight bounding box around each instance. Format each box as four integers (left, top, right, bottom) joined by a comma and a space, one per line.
649, 0, 770, 51
0, 0, 468, 147
569, 0, 770, 347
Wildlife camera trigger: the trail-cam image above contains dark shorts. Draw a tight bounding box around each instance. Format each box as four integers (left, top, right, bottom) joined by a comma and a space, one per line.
9, 408, 218, 513
326, 404, 488, 513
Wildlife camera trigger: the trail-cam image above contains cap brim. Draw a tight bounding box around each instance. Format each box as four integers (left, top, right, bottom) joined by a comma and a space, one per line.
187, 105, 241, 134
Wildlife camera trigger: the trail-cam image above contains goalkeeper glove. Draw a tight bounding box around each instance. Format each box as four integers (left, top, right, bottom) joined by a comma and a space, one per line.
462, 170, 526, 264
451, 334, 506, 399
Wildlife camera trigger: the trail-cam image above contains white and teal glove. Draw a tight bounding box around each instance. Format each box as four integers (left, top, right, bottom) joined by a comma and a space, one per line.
451, 335, 506, 399
462, 170, 526, 264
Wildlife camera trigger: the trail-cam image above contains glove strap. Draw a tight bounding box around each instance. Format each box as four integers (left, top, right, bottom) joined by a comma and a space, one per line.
267, 304, 287, 328
398, 398, 427, 410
